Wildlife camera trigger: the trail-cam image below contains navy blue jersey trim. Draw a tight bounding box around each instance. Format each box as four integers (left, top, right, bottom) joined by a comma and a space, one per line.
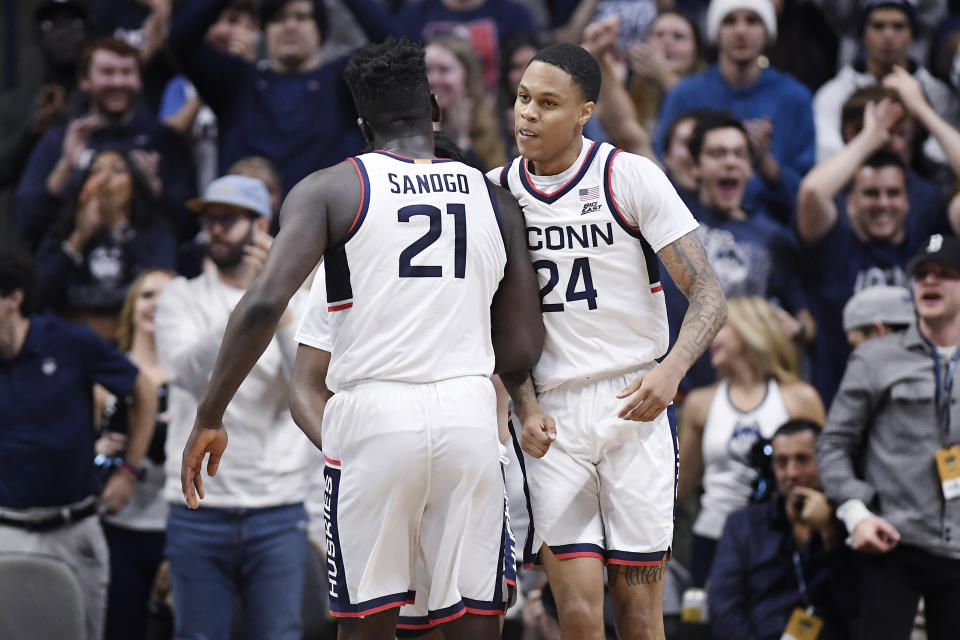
323, 247, 353, 306
323, 465, 352, 608
602, 149, 661, 285
606, 549, 667, 565
327, 156, 371, 253
519, 141, 600, 204
485, 182, 507, 248
329, 590, 415, 616
499, 160, 513, 191
508, 417, 538, 566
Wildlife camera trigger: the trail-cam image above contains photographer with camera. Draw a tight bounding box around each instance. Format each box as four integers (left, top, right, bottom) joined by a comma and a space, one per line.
677, 297, 824, 587
708, 420, 856, 640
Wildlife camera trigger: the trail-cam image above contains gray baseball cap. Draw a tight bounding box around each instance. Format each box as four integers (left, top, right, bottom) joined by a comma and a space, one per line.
187, 175, 272, 220
843, 285, 915, 332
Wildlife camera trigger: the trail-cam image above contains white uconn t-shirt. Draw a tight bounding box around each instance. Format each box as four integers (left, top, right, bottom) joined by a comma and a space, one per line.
489, 138, 698, 392
305, 151, 507, 392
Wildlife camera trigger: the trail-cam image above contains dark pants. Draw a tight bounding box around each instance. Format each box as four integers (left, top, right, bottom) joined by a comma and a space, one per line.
103, 521, 166, 640
857, 544, 960, 640
691, 534, 718, 588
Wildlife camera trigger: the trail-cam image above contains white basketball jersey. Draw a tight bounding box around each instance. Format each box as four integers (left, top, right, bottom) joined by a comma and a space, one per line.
491, 138, 698, 392
319, 151, 507, 392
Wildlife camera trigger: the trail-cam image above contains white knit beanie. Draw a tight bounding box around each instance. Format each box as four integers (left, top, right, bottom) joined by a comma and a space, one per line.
705, 0, 777, 44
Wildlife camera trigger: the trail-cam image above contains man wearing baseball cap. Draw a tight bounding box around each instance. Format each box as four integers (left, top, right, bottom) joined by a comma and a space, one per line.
819, 233, 960, 639
655, 0, 815, 224
154, 174, 314, 639
843, 284, 915, 348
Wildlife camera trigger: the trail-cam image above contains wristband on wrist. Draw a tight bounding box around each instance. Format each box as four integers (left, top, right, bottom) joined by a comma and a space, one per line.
118, 459, 145, 481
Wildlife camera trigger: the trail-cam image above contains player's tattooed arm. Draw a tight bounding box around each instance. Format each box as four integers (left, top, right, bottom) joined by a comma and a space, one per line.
617, 230, 726, 422
658, 230, 727, 373
500, 372, 557, 458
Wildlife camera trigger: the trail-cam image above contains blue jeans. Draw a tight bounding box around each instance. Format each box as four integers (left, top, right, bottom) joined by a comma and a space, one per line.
166, 503, 308, 640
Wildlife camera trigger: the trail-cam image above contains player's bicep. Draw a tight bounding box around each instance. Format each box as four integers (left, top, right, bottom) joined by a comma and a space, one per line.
490, 188, 543, 373
258, 166, 355, 304
291, 344, 332, 394
656, 230, 721, 300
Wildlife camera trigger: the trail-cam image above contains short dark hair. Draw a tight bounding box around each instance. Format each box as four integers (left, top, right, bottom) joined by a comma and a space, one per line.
345, 38, 432, 135
841, 85, 903, 138
663, 108, 712, 153
861, 150, 907, 175
530, 43, 601, 103
0, 249, 36, 316
80, 37, 142, 77
261, 0, 326, 40
772, 419, 821, 442
687, 110, 748, 162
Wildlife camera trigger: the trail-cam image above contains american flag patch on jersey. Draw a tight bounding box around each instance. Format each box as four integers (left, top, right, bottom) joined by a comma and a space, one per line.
579, 186, 600, 201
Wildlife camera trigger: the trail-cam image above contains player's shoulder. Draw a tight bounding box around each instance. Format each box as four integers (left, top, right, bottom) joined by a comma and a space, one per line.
485, 158, 518, 188
287, 159, 361, 209
605, 146, 662, 177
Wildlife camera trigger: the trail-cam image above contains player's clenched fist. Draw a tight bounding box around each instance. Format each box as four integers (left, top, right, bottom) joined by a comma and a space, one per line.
521, 412, 558, 458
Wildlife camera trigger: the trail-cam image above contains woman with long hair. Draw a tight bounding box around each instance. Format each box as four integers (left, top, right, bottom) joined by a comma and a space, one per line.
35, 149, 176, 341
628, 10, 704, 132
425, 34, 506, 171
677, 296, 825, 587
95, 268, 175, 640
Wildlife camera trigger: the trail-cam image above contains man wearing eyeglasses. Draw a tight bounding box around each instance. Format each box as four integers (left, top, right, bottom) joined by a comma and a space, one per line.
153, 174, 314, 639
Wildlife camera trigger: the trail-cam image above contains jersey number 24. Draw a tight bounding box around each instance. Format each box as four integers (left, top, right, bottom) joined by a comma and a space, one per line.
534, 258, 597, 312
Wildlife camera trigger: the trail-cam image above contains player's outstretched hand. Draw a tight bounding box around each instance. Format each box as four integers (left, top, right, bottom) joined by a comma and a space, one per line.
617, 364, 681, 422
851, 514, 900, 554
181, 418, 228, 509
521, 412, 557, 458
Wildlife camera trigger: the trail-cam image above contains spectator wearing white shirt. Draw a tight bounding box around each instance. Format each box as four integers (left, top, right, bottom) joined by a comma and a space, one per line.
155, 175, 311, 640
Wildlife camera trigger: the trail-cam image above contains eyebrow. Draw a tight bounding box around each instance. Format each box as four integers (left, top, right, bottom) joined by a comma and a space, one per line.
517, 84, 564, 99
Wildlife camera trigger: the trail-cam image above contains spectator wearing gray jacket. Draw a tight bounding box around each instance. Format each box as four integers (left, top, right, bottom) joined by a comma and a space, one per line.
818, 233, 960, 640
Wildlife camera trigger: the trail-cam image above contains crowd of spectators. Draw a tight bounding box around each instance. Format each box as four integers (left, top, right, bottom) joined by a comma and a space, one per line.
4, 0, 960, 638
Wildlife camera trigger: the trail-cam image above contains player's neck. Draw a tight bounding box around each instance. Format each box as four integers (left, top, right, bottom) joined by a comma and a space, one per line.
375, 130, 436, 160
528, 137, 584, 177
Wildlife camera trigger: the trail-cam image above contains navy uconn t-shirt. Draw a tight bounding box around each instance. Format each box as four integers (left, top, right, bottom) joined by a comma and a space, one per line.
0, 316, 139, 509
804, 211, 940, 407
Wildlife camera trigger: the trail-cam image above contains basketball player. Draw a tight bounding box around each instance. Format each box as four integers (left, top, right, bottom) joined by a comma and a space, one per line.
492, 43, 727, 640
290, 132, 520, 640
179, 39, 543, 640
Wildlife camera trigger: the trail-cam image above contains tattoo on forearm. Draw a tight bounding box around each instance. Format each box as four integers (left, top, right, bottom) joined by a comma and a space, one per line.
608, 562, 665, 587
658, 232, 727, 370
499, 371, 537, 415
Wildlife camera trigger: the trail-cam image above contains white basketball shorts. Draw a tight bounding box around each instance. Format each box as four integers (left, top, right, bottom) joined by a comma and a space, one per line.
517, 366, 678, 567
320, 375, 510, 622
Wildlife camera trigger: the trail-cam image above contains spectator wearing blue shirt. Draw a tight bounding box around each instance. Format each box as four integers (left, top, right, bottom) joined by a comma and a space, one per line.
0, 248, 158, 640
797, 74, 960, 406
168, 0, 365, 198
655, 0, 815, 224
13, 37, 198, 248
708, 419, 857, 640
663, 111, 811, 392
